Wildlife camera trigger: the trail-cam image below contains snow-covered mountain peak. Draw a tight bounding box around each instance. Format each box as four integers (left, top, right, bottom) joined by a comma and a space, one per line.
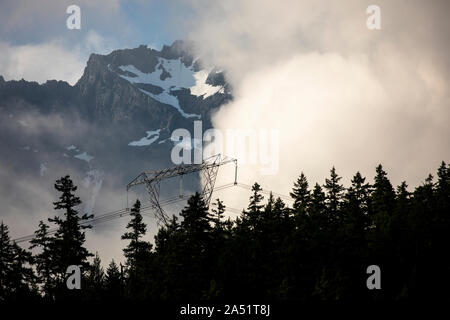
116, 56, 224, 119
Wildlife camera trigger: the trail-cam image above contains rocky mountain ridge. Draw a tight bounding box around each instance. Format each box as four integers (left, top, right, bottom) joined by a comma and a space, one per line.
0, 40, 231, 217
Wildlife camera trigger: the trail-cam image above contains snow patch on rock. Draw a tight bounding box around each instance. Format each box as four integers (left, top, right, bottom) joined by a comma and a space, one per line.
128, 129, 161, 147
118, 57, 223, 118
74, 152, 94, 162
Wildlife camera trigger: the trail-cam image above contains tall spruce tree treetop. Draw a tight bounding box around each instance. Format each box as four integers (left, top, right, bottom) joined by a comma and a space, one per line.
324, 167, 344, 223
211, 198, 226, 229
274, 197, 289, 219
240, 183, 265, 231
396, 182, 410, 206
436, 161, 450, 209
290, 172, 311, 211
309, 183, 327, 231
105, 259, 121, 286
349, 172, 371, 204
437, 161, 449, 190
247, 182, 264, 218
343, 172, 371, 235
121, 199, 152, 269
121, 199, 153, 299
180, 193, 213, 240
371, 165, 396, 231
49, 175, 92, 278
104, 259, 122, 299
264, 192, 275, 216
372, 165, 395, 204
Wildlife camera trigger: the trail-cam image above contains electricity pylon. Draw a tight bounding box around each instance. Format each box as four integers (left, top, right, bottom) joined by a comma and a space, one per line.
127, 154, 237, 226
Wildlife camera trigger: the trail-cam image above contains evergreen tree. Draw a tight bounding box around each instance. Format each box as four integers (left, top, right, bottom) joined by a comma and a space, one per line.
408, 174, 437, 298
309, 183, 327, 232
153, 215, 183, 300
3, 161, 450, 302
104, 259, 123, 300
435, 162, 450, 240
210, 198, 229, 249
369, 165, 398, 298
264, 192, 275, 223
122, 200, 153, 268
29, 220, 55, 299
431, 162, 450, 297
0, 222, 35, 301
180, 193, 213, 242
290, 173, 310, 255
0, 222, 15, 301
211, 198, 226, 233
336, 172, 371, 299
48, 175, 93, 300
390, 181, 413, 298
370, 164, 396, 232
323, 167, 344, 224
85, 252, 105, 300
290, 172, 310, 211
247, 183, 264, 214
307, 184, 330, 297
179, 193, 214, 299
343, 172, 371, 234
9, 242, 35, 299
121, 199, 152, 299
393, 181, 411, 238
243, 183, 264, 230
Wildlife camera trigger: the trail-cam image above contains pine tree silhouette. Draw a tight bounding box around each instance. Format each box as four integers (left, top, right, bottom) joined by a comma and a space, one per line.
29, 220, 55, 299
48, 175, 92, 300
121, 199, 153, 299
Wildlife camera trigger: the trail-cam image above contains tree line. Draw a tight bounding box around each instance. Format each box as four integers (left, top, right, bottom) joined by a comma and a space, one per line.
1, 162, 449, 302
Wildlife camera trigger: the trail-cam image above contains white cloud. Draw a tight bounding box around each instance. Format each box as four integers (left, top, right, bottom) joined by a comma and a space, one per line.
187, 0, 450, 211
0, 31, 116, 85
0, 41, 85, 85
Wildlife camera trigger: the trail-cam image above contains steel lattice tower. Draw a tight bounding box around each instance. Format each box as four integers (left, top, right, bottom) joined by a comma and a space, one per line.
126, 154, 237, 226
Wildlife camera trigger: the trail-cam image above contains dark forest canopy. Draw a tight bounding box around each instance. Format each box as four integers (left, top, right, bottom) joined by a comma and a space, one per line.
1, 162, 449, 302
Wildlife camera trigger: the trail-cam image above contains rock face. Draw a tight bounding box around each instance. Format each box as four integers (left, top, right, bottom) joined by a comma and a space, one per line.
0, 40, 232, 217
75, 40, 231, 131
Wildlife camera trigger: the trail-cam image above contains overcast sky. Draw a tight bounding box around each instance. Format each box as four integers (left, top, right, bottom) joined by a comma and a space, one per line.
0, 0, 189, 84
1, 0, 449, 265
192, 0, 450, 210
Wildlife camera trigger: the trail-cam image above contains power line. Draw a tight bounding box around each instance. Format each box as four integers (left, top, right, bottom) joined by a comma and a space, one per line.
12, 183, 237, 244
12, 180, 294, 244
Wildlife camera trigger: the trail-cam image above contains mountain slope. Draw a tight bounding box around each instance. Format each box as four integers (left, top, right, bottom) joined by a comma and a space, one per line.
0, 40, 232, 220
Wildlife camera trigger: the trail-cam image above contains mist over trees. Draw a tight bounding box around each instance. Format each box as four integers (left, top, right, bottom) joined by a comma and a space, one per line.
0, 162, 449, 302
